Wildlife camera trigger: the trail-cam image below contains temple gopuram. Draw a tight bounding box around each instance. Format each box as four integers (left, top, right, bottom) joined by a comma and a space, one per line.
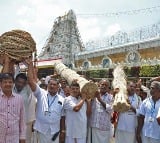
38, 10, 160, 81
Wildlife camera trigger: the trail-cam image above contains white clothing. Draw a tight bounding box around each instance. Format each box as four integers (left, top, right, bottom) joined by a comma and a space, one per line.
13, 85, 36, 123
110, 123, 114, 137
13, 66, 36, 123
110, 137, 115, 143
65, 136, 86, 143
59, 88, 65, 98
37, 130, 59, 143
110, 124, 115, 143
13, 85, 37, 143
45, 76, 51, 85
157, 106, 160, 117
63, 96, 87, 138
87, 127, 111, 143
139, 97, 160, 140
26, 122, 33, 143
117, 111, 137, 132
31, 131, 39, 143
141, 85, 151, 97
115, 129, 136, 143
33, 85, 64, 135
117, 94, 139, 133
142, 135, 160, 143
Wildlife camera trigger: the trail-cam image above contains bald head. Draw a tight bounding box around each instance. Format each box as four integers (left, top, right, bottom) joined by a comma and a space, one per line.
99, 79, 110, 94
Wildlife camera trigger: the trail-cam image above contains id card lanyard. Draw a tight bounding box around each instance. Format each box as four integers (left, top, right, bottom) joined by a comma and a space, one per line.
129, 95, 135, 106
47, 94, 57, 111
149, 98, 156, 121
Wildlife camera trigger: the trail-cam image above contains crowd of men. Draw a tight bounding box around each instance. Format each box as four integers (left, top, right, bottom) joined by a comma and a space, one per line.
0, 56, 160, 143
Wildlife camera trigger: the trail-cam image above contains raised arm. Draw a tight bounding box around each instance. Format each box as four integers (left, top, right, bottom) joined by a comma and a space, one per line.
137, 79, 150, 97
24, 58, 36, 92
33, 64, 38, 83
150, 76, 160, 82
73, 96, 86, 112
1, 55, 15, 73
63, 93, 86, 112
86, 99, 92, 117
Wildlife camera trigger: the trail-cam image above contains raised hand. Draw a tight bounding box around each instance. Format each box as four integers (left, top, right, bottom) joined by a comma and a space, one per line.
1, 54, 15, 73
136, 79, 142, 88
81, 91, 87, 100
23, 57, 33, 66
95, 90, 101, 100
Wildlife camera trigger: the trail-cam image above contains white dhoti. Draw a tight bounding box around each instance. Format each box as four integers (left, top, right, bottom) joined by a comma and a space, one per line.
26, 122, 33, 143
37, 130, 59, 143
31, 130, 39, 143
65, 136, 86, 143
87, 127, 111, 143
110, 124, 115, 143
142, 135, 160, 143
115, 129, 136, 143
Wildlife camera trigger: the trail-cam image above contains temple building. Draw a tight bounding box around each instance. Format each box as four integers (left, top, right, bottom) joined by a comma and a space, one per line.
38, 10, 160, 79
38, 9, 84, 69
75, 23, 160, 70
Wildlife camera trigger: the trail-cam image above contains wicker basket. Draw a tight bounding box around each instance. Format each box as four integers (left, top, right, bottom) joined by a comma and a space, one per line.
0, 29, 36, 62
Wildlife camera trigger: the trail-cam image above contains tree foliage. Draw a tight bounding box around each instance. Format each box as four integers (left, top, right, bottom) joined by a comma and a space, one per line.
77, 65, 160, 79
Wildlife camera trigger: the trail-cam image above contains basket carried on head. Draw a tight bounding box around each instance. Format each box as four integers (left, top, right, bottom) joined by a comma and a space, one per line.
0, 29, 36, 62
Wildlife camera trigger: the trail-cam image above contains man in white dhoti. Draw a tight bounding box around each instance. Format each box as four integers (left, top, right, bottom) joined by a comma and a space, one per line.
25, 58, 65, 143
88, 79, 113, 143
13, 73, 37, 143
63, 82, 91, 143
115, 81, 141, 143
137, 81, 160, 143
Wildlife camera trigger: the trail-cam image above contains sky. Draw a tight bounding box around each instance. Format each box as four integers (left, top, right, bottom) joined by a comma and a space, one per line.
0, 0, 160, 55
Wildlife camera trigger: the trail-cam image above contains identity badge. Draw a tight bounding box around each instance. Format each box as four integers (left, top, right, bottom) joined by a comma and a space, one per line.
44, 111, 51, 116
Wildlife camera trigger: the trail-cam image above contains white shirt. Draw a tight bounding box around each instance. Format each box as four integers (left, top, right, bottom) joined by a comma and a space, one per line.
45, 76, 51, 84
33, 85, 64, 135
59, 88, 65, 98
117, 93, 140, 132
139, 97, 160, 139
63, 96, 87, 138
13, 85, 36, 123
141, 85, 151, 98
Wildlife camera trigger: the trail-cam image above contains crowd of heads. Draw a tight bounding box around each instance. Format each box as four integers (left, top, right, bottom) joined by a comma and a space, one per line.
3, 67, 156, 101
